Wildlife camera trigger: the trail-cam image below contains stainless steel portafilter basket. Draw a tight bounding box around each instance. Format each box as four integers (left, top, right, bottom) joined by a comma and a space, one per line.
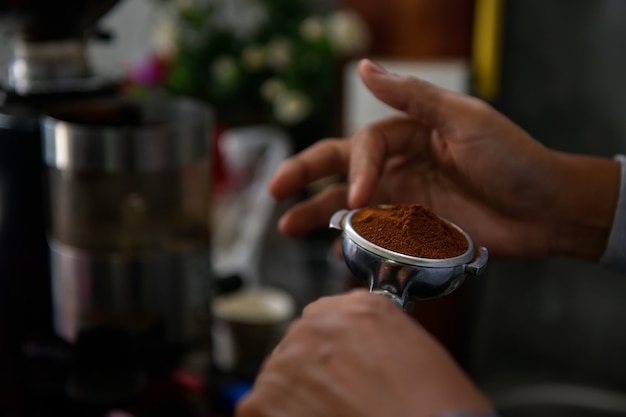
329, 208, 489, 312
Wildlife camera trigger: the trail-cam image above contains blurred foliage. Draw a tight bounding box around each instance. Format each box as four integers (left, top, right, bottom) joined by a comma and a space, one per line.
132, 0, 369, 133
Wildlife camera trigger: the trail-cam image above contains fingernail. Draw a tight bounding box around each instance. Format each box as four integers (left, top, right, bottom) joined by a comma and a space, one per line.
367, 60, 387, 74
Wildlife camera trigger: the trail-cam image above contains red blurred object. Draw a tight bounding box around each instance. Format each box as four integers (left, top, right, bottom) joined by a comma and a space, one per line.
128, 55, 173, 88
212, 123, 232, 195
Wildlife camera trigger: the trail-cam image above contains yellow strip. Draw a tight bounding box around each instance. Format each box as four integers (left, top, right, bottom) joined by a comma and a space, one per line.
471, 0, 504, 101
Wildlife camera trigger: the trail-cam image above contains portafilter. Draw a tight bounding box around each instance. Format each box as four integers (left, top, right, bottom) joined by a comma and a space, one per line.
329, 207, 488, 312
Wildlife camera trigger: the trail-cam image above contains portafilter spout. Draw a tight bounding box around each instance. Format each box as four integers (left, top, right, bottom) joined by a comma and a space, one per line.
329, 208, 488, 312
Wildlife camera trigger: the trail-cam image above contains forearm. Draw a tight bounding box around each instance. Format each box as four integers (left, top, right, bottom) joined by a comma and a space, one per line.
550, 151, 621, 260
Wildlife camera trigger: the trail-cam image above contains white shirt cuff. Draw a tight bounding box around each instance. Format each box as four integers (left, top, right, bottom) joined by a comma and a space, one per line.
599, 154, 626, 272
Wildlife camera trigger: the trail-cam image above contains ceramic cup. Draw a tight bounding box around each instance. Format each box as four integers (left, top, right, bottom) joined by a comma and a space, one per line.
211, 286, 296, 378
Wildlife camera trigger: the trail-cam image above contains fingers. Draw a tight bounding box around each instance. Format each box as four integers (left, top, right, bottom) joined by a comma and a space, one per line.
301, 290, 364, 318
301, 289, 396, 319
277, 183, 349, 237
268, 138, 350, 201
274, 117, 433, 233
236, 371, 301, 417
268, 59, 450, 210
348, 115, 430, 208
357, 59, 452, 129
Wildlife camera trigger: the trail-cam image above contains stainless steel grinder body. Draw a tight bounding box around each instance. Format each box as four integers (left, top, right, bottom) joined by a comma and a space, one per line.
43, 95, 214, 348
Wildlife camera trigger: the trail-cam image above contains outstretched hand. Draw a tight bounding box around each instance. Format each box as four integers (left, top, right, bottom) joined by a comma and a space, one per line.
269, 59, 619, 260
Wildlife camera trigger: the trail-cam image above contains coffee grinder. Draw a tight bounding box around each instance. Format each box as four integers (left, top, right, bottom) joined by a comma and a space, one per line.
0, 1, 215, 414
43, 92, 214, 411
0, 0, 124, 412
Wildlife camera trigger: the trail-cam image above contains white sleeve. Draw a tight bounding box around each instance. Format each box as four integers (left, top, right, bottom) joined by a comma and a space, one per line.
600, 154, 626, 273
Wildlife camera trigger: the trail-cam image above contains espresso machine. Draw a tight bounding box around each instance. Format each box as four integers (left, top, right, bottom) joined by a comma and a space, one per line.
0, 2, 215, 415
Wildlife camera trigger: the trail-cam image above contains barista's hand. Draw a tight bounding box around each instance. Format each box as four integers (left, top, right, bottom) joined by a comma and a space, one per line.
269, 59, 620, 260
235, 289, 495, 417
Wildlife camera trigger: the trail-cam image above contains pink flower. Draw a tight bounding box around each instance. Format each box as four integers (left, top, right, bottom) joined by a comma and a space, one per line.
128, 54, 171, 87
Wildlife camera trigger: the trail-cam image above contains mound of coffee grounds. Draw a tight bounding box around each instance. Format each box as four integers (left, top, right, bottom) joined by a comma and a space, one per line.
351, 204, 468, 259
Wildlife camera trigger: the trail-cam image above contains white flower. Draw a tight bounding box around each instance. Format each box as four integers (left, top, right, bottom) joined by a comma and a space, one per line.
241, 44, 266, 72
299, 16, 326, 42
326, 10, 370, 56
151, 10, 181, 55
173, 0, 197, 14
207, 0, 268, 40
266, 37, 293, 72
273, 90, 312, 125
211, 55, 240, 87
260, 77, 285, 102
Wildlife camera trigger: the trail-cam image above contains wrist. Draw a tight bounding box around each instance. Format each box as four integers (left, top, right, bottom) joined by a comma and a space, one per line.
549, 151, 620, 260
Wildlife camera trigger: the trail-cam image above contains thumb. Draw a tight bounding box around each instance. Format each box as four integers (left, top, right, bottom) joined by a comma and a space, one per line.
358, 59, 449, 128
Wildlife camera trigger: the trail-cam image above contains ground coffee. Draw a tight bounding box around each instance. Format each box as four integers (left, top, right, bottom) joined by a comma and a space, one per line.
351, 204, 468, 259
